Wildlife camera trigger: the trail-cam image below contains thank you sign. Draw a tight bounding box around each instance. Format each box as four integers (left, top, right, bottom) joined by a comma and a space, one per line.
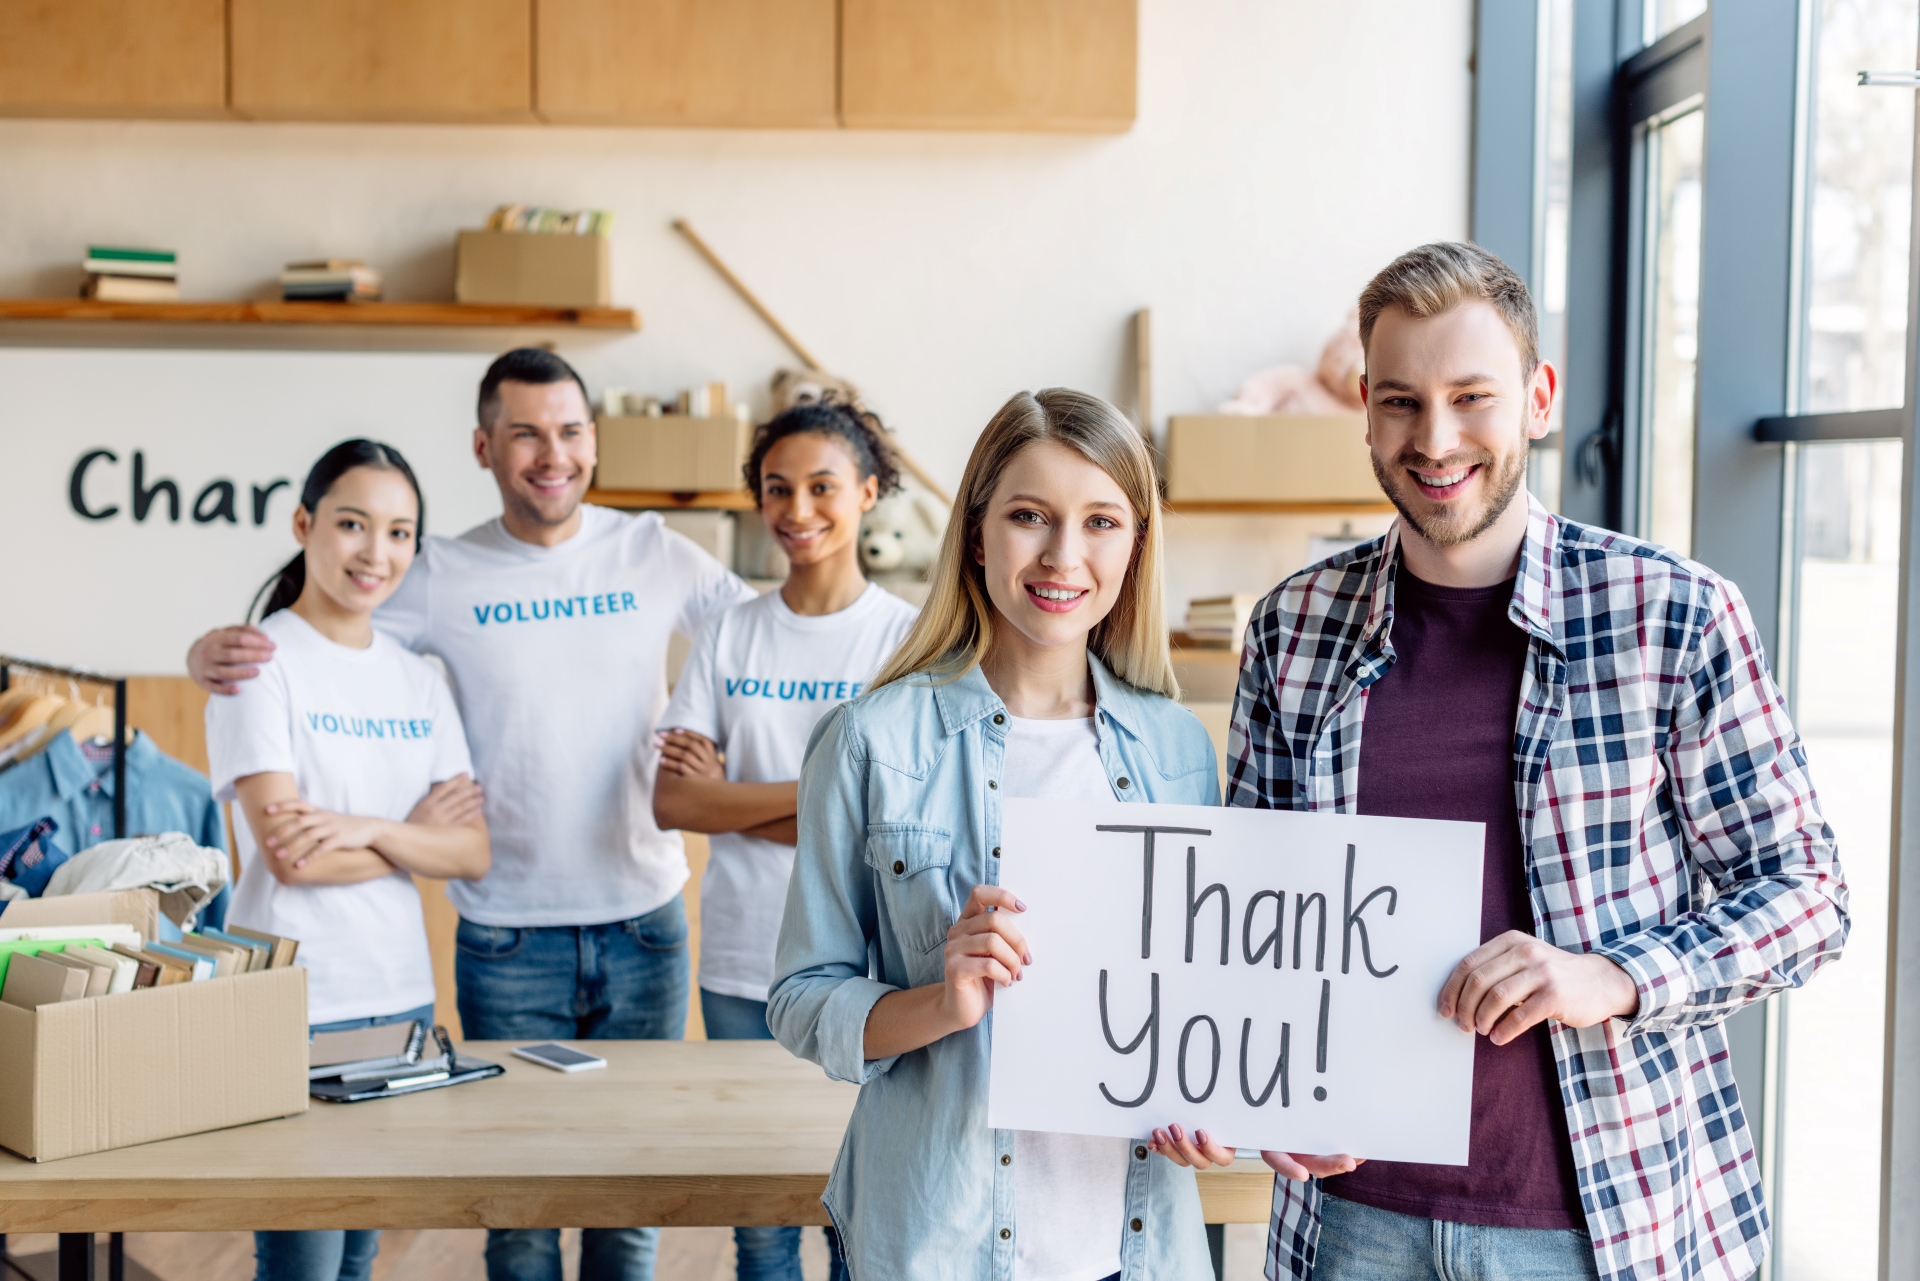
988, 800, 1482, 1164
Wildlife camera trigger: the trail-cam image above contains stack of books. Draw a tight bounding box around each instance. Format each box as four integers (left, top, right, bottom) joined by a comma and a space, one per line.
82, 245, 179, 302
1183, 594, 1257, 648
485, 204, 614, 235
281, 259, 382, 302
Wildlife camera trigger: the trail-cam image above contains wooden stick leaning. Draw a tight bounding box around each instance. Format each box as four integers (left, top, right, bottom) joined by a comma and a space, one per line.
671, 218, 953, 506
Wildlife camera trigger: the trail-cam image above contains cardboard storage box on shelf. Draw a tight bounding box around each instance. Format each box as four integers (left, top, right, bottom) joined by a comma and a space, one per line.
0, 890, 309, 1162
1165, 413, 1380, 503
597, 412, 751, 493
455, 229, 611, 308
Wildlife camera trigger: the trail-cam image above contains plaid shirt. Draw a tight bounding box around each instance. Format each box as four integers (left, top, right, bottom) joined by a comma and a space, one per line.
1228, 497, 1848, 1281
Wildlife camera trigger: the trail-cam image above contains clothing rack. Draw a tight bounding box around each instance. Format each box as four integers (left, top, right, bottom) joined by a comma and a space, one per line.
0, 656, 128, 840
0, 660, 132, 1281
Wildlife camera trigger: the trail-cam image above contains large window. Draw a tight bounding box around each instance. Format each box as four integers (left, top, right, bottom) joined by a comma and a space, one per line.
1775, 3, 1918, 1277
1641, 106, 1705, 556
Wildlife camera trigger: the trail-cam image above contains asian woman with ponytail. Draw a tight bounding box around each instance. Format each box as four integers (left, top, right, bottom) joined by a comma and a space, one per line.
203, 440, 489, 1281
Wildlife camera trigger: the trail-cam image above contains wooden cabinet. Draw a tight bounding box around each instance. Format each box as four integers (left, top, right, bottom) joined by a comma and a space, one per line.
0, 0, 227, 117
229, 0, 534, 122
537, 0, 836, 128
840, 0, 1136, 131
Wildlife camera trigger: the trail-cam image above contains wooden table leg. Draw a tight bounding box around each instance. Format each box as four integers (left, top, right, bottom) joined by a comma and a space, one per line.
56, 1235, 93, 1281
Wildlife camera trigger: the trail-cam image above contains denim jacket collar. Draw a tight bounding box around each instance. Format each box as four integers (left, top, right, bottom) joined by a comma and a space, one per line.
928, 652, 1157, 741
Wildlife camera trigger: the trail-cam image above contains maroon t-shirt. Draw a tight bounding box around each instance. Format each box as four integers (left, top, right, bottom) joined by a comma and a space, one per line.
1321, 567, 1585, 1229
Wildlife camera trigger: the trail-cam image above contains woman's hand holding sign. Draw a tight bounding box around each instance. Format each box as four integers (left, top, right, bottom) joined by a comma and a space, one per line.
865, 885, 1031, 1059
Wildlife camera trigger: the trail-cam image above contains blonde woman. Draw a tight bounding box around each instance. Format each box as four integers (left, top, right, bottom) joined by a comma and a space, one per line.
769, 390, 1229, 1281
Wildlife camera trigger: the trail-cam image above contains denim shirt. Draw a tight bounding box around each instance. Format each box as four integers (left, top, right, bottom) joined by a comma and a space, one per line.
769, 656, 1223, 1281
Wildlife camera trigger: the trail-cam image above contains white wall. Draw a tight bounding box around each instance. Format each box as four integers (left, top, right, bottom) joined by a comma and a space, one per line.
0, 0, 1470, 674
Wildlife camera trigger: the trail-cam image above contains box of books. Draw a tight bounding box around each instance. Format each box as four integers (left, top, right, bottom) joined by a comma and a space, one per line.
1164, 413, 1380, 504
455, 228, 610, 308
0, 893, 308, 1161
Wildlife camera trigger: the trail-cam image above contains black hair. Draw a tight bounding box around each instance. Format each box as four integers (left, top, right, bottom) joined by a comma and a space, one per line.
743, 396, 902, 506
477, 347, 592, 427
250, 440, 426, 622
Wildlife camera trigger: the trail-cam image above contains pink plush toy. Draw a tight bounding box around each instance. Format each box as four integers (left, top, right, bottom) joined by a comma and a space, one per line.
1219, 313, 1366, 415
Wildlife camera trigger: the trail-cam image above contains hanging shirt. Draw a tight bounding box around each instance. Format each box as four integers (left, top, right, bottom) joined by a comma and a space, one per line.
1002, 713, 1131, 1281
659, 582, 918, 1001
375, 505, 756, 928
0, 730, 226, 858
205, 609, 473, 1025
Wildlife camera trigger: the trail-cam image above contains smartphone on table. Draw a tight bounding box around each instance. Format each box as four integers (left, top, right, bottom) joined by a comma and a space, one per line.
511, 1042, 608, 1073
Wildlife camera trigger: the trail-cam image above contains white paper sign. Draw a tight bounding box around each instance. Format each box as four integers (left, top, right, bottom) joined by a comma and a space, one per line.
988, 800, 1484, 1164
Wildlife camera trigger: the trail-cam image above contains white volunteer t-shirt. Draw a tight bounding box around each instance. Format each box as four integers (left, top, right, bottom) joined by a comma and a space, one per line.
206, 609, 473, 1025
1003, 714, 1131, 1281
661, 583, 918, 1001
376, 505, 756, 927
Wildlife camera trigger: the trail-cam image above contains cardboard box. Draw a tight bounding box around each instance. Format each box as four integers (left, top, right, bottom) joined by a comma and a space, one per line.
1165, 413, 1381, 503
0, 888, 308, 1161
596, 414, 751, 493
455, 229, 611, 308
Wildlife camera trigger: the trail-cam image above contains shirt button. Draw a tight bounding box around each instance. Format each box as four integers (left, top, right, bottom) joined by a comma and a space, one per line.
1117, 777, 1131, 789
1135, 1145, 1148, 1160
992, 846, 1001, 858
1000, 1153, 1011, 1165
1000, 1228, 1012, 1241
892, 860, 905, 875
1130, 1218, 1144, 1233
993, 713, 1005, 725
988, 779, 998, 790
91, 825, 101, 835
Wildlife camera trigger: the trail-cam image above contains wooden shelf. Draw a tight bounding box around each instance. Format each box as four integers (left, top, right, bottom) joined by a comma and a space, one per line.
0, 298, 640, 329
1163, 499, 1394, 516
588, 488, 756, 511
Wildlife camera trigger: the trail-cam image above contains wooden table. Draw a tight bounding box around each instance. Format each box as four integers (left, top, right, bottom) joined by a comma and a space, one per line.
0, 1042, 1272, 1278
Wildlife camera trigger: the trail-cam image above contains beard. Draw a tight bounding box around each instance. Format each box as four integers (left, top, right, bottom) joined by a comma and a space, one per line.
1370, 439, 1529, 548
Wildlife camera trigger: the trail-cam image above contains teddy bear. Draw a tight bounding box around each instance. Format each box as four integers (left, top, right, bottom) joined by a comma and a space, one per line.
859, 490, 946, 582
1218, 313, 1366, 415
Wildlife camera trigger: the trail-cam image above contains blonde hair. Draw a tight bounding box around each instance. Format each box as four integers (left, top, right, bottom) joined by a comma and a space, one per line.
1357, 241, 1538, 377
871, 389, 1176, 699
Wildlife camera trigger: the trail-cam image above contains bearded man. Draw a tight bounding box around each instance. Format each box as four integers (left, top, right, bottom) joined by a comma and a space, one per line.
1232, 242, 1848, 1281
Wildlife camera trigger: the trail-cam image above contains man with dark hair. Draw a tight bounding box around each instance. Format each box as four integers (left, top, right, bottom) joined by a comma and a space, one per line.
189, 348, 756, 1281
1237, 244, 1848, 1281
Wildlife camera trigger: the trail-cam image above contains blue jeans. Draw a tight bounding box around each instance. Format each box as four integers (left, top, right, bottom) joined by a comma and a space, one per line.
255, 1003, 436, 1281
1317, 1194, 1599, 1281
456, 897, 690, 1281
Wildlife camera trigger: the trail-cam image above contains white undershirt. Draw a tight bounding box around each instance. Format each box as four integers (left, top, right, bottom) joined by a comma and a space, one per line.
1001, 713, 1130, 1281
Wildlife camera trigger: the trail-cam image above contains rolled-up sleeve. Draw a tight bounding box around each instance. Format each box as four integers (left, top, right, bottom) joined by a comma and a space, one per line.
768, 706, 902, 1084
1596, 578, 1850, 1034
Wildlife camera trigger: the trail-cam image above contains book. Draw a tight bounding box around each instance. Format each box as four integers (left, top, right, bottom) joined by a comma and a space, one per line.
86, 245, 176, 263
84, 275, 181, 303
1, 950, 88, 1008
0, 922, 140, 949
43, 950, 110, 997
167, 935, 244, 976
68, 945, 137, 995
81, 258, 177, 279
220, 923, 299, 968
203, 929, 270, 971
118, 942, 191, 986
104, 944, 162, 989
142, 941, 213, 981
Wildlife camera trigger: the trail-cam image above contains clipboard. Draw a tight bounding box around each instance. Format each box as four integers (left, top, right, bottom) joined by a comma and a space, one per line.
309, 1026, 504, 1103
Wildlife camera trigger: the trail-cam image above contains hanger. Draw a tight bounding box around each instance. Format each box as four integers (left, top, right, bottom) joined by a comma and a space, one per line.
66, 703, 123, 748
10, 700, 90, 763
0, 694, 63, 751
0, 685, 41, 727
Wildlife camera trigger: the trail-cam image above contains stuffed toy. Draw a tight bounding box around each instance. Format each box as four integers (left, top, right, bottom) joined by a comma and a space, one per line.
771, 366, 863, 413
1219, 313, 1366, 415
859, 490, 946, 582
